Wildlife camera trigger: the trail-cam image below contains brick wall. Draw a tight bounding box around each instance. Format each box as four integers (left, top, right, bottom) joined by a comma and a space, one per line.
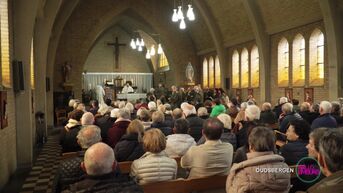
270, 21, 328, 105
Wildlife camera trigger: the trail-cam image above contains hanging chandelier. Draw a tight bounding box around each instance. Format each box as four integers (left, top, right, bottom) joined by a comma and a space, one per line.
130, 33, 164, 59
172, 0, 195, 30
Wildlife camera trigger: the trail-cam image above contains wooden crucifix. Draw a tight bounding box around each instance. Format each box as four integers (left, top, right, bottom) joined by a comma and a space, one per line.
107, 37, 126, 69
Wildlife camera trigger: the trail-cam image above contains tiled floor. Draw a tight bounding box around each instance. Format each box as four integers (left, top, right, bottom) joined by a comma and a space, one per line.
19, 131, 61, 193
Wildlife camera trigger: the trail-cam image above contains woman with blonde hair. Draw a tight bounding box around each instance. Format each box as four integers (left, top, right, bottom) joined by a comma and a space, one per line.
113, 120, 145, 162
131, 129, 177, 185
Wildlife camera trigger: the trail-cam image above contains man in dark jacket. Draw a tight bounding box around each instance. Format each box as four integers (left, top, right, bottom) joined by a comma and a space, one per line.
279, 103, 303, 134
94, 110, 116, 145
63, 143, 142, 193
273, 97, 288, 118
260, 102, 277, 126
60, 110, 84, 153
107, 109, 131, 148
311, 101, 337, 130
236, 105, 261, 148
299, 102, 318, 125
54, 125, 102, 193
169, 85, 181, 109
302, 129, 343, 193
182, 103, 204, 141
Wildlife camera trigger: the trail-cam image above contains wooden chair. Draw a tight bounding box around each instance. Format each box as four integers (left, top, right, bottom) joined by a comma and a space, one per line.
56, 109, 67, 126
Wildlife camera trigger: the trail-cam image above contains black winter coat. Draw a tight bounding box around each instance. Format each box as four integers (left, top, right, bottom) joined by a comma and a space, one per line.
280, 139, 308, 165
114, 133, 145, 162
60, 125, 82, 153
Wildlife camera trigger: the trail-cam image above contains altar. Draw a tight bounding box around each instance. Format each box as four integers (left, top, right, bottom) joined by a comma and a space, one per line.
117, 93, 147, 101
83, 72, 152, 101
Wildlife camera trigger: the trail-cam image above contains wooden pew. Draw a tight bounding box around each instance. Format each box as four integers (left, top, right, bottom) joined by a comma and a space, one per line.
61, 152, 78, 160
118, 161, 132, 173
142, 175, 227, 193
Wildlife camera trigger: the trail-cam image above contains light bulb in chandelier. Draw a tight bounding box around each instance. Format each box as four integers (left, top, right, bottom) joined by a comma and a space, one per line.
186, 4, 195, 21
150, 45, 156, 56
146, 49, 151, 59
135, 38, 140, 46
140, 39, 145, 47
130, 39, 136, 49
179, 18, 186, 29
138, 45, 143, 52
157, 43, 163, 54
177, 6, 184, 20
172, 8, 178, 22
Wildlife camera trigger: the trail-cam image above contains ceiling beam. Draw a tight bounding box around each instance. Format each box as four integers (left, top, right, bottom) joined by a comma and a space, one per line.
242, 0, 270, 101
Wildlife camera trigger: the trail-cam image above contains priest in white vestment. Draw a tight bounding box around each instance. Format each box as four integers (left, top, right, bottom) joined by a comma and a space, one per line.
122, 83, 134, 93
96, 85, 105, 105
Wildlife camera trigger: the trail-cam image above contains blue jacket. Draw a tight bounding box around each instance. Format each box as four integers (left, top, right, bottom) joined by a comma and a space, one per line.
311, 113, 337, 130
279, 112, 302, 133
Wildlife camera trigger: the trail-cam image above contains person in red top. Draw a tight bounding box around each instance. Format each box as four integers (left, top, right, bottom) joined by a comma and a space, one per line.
107, 108, 131, 148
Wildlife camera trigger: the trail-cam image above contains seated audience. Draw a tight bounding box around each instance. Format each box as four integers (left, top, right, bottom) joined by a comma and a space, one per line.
226, 126, 291, 193
197, 113, 237, 150
60, 110, 84, 153
130, 129, 177, 185
165, 119, 196, 157
172, 108, 183, 120
260, 102, 278, 126
181, 118, 234, 179
210, 98, 226, 117
273, 96, 288, 118
107, 108, 131, 148
234, 102, 248, 124
148, 101, 157, 112
136, 108, 152, 130
236, 105, 261, 148
280, 119, 310, 165
197, 107, 209, 120
311, 101, 337, 130
304, 129, 343, 192
114, 120, 145, 162
331, 101, 343, 126
299, 102, 318, 125
149, 111, 172, 136
279, 102, 302, 134
292, 99, 300, 112
54, 125, 101, 192
89, 100, 99, 115
80, 112, 94, 126
94, 107, 115, 144
307, 127, 329, 159
182, 103, 204, 141
64, 142, 142, 193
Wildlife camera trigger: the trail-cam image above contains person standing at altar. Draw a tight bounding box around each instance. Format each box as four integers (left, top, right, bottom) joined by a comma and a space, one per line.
96, 84, 105, 105
122, 82, 134, 93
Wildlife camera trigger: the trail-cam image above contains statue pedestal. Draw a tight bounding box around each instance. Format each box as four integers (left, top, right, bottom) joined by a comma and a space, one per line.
185, 81, 195, 86
62, 82, 74, 91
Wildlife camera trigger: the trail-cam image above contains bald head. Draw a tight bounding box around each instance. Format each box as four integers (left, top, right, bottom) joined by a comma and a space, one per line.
84, 142, 115, 175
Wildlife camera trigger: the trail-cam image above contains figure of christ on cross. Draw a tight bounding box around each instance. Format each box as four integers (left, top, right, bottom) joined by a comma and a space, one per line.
107, 36, 126, 70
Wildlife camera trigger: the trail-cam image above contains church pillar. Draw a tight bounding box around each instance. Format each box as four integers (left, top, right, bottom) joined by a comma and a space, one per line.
243, 0, 271, 102
13, 0, 40, 168
319, 0, 343, 100
34, 0, 62, 132
193, 1, 226, 89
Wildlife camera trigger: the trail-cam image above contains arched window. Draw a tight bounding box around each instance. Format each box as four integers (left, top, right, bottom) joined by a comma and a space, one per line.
208, 56, 214, 88
232, 50, 240, 88
250, 45, 259, 88
292, 34, 305, 86
0, 0, 10, 87
278, 37, 289, 87
30, 39, 35, 89
215, 55, 221, 88
158, 51, 169, 68
202, 58, 208, 88
241, 48, 249, 88
309, 29, 324, 86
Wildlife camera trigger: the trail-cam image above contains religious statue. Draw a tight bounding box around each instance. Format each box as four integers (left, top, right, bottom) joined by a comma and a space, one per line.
185, 62, 195, 84
62, 61, 72, 83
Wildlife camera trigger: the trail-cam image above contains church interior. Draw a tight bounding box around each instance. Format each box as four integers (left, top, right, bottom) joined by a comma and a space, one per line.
1, 0, 343, 192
